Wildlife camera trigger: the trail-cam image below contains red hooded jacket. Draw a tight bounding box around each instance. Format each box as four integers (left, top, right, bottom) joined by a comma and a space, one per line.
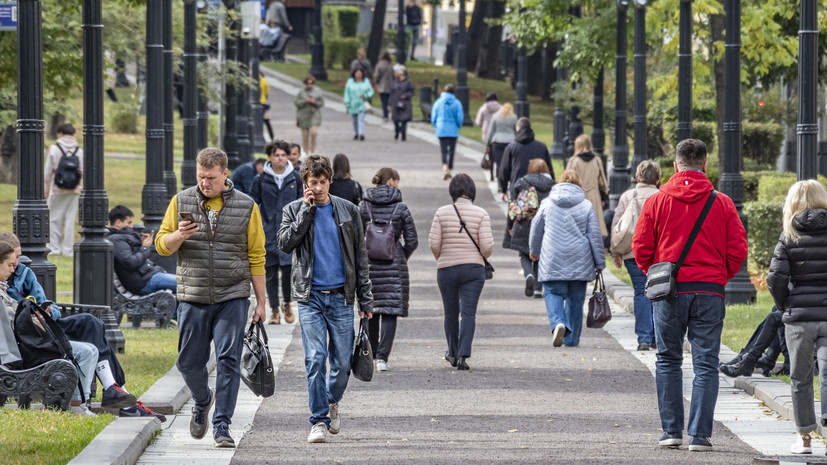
633, 169, 747, 297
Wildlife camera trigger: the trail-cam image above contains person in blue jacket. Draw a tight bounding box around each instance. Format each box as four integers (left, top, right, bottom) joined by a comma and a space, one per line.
430, 84, 464, 180
230, 158, 266, 196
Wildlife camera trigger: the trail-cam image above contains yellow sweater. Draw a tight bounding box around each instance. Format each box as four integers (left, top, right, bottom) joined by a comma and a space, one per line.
155, 190, 266, 276
260, 77, 269, 105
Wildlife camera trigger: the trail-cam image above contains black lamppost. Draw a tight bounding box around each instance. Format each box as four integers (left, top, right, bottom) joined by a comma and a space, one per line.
608, 0, 629, 209
797, 0, 818, 180
235, 29, 252, 166
566, 106, 583, 158
14, 0, 57, 298
197, 44, 210, 153
163, 0, 177, 198
592, 69, 606, 176
677, 0, 692, 142
396, 0, 406, 64
629, 0, 646, 176
310, 0, 327, 80
142, 0, 168, 233
75, 0, 113, 306
455, 0, 472, 126
514, 45, 529, 118
549, 43, 567, 161
719, 0, 755, 304
182, 0, 198, 189
223, 1, 239, 167
250, 39, 266, 153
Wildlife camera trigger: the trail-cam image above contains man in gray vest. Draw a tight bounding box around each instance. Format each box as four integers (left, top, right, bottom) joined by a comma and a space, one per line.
278, 154, 373, 444
156, 148, 267, 448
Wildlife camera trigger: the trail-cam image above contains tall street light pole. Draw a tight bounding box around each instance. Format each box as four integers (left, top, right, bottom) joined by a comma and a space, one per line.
75, 0, 113, 306
397, 0, 406, 64
223, 1, 240, 168
629, 0, 646, 176
163, 0, 177, 198
182, 0, 199, 190
797, 0, 818, 180
592, 69, 606, 176
549, 42, 567, 161
250, 39, 266, 153
677, 0, 692, 143
514, 45, 529, 118
608, 0, 629, 209
15, 0, 57, 298
235, 22, 252, 166
455, 0, 472, 126
310, 0, 327, 80
142, 0, 168, 233
197, 42, 210, 154
719, 0, 755, 304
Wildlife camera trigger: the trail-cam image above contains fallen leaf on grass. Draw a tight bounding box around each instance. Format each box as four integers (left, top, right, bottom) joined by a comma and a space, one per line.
564, 379, 572, 382
508, 429, 519, 433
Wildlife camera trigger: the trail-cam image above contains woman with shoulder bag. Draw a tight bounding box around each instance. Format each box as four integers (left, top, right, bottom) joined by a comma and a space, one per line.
530, 170, 605, 348
766, 180, 827, 455
388, 65, 414, 142
358, 168, 418, 372
610, 160, 661, 350
429, 174, 494, 371
486, 103, 517, 183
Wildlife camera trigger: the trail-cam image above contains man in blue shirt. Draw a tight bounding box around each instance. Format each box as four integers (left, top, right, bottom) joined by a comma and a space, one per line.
278, 154, 373, 444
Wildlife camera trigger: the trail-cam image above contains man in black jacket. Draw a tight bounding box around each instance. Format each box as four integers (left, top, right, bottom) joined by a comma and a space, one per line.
278, 154, 373, 444
499, 117, 554, 200
108, 205, 176, 295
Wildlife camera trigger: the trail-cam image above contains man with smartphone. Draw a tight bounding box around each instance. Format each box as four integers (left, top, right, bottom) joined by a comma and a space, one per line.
278, 154, 373, 444
155, 147, 267, 449
108, 205, 176, 296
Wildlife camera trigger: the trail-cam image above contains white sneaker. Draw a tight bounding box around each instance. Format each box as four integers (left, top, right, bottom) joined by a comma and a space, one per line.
375, 360, 389, 372
328, 403, 340, 434
552, 323, 566, 347
791, 433, 812, 454
307, 423, 327, 443
70, 404, 96, 416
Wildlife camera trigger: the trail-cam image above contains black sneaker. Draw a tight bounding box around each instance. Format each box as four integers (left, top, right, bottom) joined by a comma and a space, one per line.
101, 384, 138, 409
214, 423, 235, 448
524, 275, 535, 297
688, 436, 713, 452
119, 401, 167, 422
190, 388, 215, 440
637, 342, 651, 351
658, 432, 682, 448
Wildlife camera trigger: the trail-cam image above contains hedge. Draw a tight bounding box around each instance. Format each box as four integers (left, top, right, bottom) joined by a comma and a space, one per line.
744, 201, 783, 271
742, 122, 784, 168
322, 5, 359, 38
323, 37, 361, 69
757, 173, 797, 202
662, 121, 717, 149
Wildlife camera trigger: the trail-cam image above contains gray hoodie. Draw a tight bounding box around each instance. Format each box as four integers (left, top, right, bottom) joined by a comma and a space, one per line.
264, 159, 295, 189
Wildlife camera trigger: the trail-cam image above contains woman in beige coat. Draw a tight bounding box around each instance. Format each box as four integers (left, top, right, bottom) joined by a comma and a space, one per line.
429, 174, 494, 371
566, 134, 608, 237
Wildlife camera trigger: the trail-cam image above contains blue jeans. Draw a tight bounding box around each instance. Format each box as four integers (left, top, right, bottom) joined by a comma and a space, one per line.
624, 259, 653, 344
351, 112, 365, 136
140, 272, 177, 294
542, 281, 588, 347
653, 292, 725, 439
176, 298, 249, 428
298, 290, 355, 427
379, 93, 390, 119
437, 264, 485, 358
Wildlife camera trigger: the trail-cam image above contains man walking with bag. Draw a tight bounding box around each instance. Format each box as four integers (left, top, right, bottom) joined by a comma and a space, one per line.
633, 139, 747, 452
278, 154, 373, 444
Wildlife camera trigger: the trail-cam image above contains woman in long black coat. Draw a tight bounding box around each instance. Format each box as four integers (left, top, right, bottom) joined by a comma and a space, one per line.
504, 158, 554, 298
358, 167, 418, 372
388, 65, 415, 141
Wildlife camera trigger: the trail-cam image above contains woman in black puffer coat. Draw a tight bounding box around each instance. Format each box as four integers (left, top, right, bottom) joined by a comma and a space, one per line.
358, 167, 418, 372
504, 159, 554, 298
766, 179, 827, 454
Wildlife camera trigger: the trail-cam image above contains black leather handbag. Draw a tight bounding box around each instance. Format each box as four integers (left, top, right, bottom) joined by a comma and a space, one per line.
587, 270, 611, 328
351, 316, 374, 382
240, 321, 275, 397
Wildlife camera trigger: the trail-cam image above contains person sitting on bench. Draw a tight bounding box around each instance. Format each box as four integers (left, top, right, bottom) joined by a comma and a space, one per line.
108, 205, 177, 296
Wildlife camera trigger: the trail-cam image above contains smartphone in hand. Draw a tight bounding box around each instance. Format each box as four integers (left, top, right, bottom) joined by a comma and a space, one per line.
304, 184, 314, 205
179, 212, 195, 223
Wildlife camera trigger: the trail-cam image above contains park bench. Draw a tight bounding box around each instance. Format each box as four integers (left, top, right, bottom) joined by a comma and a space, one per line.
0, 359, 78, 411
59, 302, 125, 354
112, 274, 176, 329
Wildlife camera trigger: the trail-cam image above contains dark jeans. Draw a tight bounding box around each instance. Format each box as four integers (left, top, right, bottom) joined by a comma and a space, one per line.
439, 137, 457, 169
177, 297, 249, 428
380, 93, 390, 119
265, 252, 292, 307
738, 306, 787, 362
437, 264, 485, 358
624, 259, 654, 344
519, 253, 541, 293
368, 314, 398, 362
57, 313, 125, 386
653, 292, 725, 439
394, 120, 408, 139
264, 119, 274, 140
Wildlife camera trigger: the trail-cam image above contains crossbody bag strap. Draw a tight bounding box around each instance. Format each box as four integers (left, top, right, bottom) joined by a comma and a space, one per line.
452, 203, 484, 257
674, 190, 718, 273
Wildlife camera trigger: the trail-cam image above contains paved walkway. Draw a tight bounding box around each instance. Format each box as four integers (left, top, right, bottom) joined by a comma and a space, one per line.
134, 68, 807, 464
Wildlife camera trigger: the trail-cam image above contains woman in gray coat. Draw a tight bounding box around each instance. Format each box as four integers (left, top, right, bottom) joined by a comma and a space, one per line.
358, 167, 418, 372
529, 170, 605, 348
374, 52, 395, 121
388, 65, 415, 141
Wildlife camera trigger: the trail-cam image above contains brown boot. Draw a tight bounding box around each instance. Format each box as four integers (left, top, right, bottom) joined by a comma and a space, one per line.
267, 309, 281, 325
281, 302, 295, 324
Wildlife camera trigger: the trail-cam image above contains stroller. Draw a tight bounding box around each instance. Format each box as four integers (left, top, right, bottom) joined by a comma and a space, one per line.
261, 33, 290, 63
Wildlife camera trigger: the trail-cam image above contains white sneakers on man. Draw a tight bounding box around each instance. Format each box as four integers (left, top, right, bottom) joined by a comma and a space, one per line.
307, 423, 327, 443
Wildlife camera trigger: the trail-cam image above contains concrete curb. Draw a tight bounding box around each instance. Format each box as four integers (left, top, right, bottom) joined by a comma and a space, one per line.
68, 417, 161, 465
602, 268, 806, 436
140, 350, 217, 415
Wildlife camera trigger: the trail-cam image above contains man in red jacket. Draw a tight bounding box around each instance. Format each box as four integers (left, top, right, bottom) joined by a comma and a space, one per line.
633, 139, 747, 452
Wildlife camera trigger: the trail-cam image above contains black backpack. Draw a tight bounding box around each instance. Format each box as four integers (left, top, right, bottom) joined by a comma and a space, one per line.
14, 299, 75, 369
54, 145, 81, 189
364, 204, 400, 261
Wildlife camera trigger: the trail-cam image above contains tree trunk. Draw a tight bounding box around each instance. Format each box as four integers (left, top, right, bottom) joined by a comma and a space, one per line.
367, 0, 388, 66
466, 0, 488, 72
474, 0, 504, 79
527, 50, 544, 96
0, 125, 18, 185
711, 14, 725, 177
542, 46, 556, 101
46, 112, 65, 141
